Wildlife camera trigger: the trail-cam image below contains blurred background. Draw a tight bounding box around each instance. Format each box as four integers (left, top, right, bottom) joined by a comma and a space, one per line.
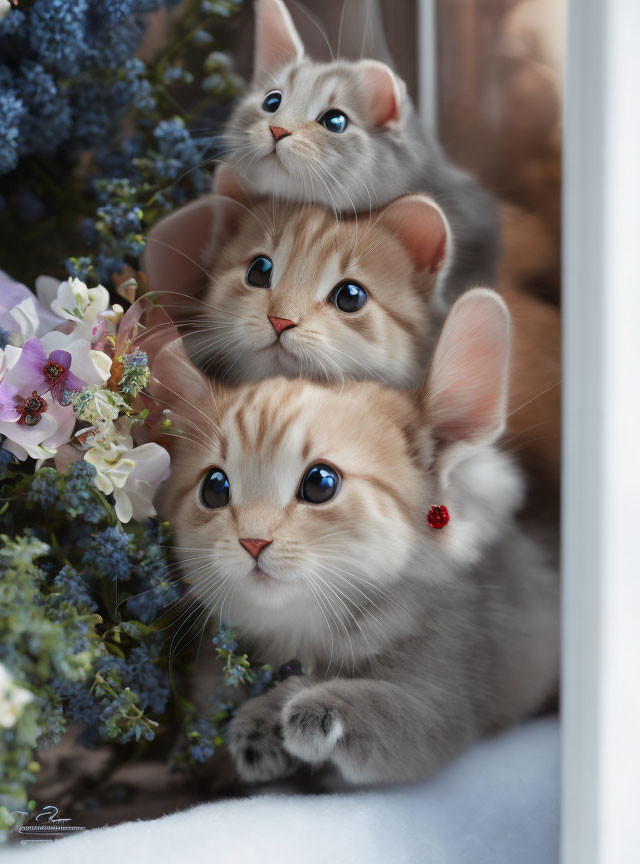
1, 0, 565, 835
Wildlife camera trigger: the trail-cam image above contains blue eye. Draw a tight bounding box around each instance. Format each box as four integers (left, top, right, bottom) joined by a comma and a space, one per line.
329, 281, 367, 312
201, 468, 230, 509
262, 90, 282, 113
246, 256, 273, 288
300, 464, 341, 504
318, 109, 348, 133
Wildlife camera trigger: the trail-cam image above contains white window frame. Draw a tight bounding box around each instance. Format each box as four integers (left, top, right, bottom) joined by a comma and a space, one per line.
563, 1, 640, 862
418, 1, 640, 861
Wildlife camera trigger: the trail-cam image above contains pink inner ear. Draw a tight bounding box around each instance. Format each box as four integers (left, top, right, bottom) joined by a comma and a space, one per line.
380, 195, 449, 273
213, 163, 251, 205
360, 61, 403, 127
254, 0, 304, 75
425, 290, 510, 444
148, 338, 210, 419
142, 196, 222, 330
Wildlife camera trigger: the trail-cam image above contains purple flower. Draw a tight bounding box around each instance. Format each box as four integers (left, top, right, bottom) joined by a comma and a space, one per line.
0, 375, 74, 458
0, 381, 21, 422
7, 337, 86, 404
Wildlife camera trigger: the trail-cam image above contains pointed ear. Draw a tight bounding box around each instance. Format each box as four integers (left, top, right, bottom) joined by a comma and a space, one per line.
358, 60, 406, 126
379, 194, 451, 274
150, 337, 210, 409
143, 179, 247, 324
143, 196, 218, 311
423, 289, 510, 446
254, 0, 304, 76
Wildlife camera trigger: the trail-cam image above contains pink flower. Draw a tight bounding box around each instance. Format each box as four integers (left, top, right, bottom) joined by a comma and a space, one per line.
0, 338, 86, 461
0, 381, 75, 461
7, 338, 87, 405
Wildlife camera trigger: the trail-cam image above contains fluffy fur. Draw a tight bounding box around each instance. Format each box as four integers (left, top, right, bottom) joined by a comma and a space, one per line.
144, 167, 452, 388
223, 0, 501, 304
148, 289, 558, 785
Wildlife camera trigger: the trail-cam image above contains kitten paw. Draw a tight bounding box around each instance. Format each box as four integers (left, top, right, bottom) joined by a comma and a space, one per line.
228, 708, 297, 783
281, 689, 345, 765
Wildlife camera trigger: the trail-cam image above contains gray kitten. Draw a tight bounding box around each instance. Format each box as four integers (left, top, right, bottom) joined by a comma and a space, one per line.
153, 289, 558, 785
224, 0, 501, 304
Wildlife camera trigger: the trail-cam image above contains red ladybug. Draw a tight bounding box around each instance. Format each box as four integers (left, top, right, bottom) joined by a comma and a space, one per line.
427, 505, 450, 530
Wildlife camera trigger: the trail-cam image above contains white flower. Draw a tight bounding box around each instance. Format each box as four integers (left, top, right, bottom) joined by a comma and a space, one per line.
74, 387, 125, 428
6, 296, 40, 346
100, 304, 124, 327
38, 330, 112, 385
0, 1, 11, 22
84, 417, 170, 523
34, 274, 61, 310
51, 278, 110, 325
1, 270, 66, 346
0, 662, 33, 729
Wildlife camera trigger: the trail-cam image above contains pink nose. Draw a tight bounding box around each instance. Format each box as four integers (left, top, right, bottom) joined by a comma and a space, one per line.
268, 315, 296, 336
239, 538, 272, 559
270, 125, 290, 142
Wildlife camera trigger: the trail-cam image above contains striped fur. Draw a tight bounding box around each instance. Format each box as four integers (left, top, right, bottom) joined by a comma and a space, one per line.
185, 196, 448, 388
154, 290, 558, 785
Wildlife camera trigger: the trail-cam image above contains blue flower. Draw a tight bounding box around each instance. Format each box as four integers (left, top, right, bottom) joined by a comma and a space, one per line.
94, 255, 126, 284
248, 666, 273, 697
16, 62, 72, 156
51, 677, 101, 727
80, 526, 133, 581
0, 90, 25, 174
212, 630, 239, 654
53, 565, 97, 613
186, 716, 217, 763
0, 7, 26, 36
60, 462, 103, 523
29, 0, 91, 76
126, 643, 169, 713
26, 469, 60, 511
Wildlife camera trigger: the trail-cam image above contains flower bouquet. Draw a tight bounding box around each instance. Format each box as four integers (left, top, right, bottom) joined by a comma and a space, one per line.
0, 0, 273, 841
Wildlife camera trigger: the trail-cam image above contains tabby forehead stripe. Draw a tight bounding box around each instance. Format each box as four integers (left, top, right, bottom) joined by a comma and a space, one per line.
268, 404, 303, 453
233, 404, 250, 448
306, 215, 337, 251
350, 473, 413, 522
375, 296, 423, 343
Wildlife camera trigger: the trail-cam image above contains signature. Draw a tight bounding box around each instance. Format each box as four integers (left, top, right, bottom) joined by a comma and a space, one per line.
14, 804, 72, 825
12, 804, 85, 837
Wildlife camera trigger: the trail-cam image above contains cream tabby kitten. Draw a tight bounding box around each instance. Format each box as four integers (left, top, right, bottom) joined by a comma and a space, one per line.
145, 164, 452, 388
148, 289, 558, 785
223, 0, 500, 303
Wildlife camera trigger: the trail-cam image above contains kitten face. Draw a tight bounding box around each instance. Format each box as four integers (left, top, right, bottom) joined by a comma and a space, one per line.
222, 0, 417, 211
188, 199, 444, 388
148, 289, 516, 666
217, 0, 502, 310
163, 377, 428, 661
226, 58, 408, 211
